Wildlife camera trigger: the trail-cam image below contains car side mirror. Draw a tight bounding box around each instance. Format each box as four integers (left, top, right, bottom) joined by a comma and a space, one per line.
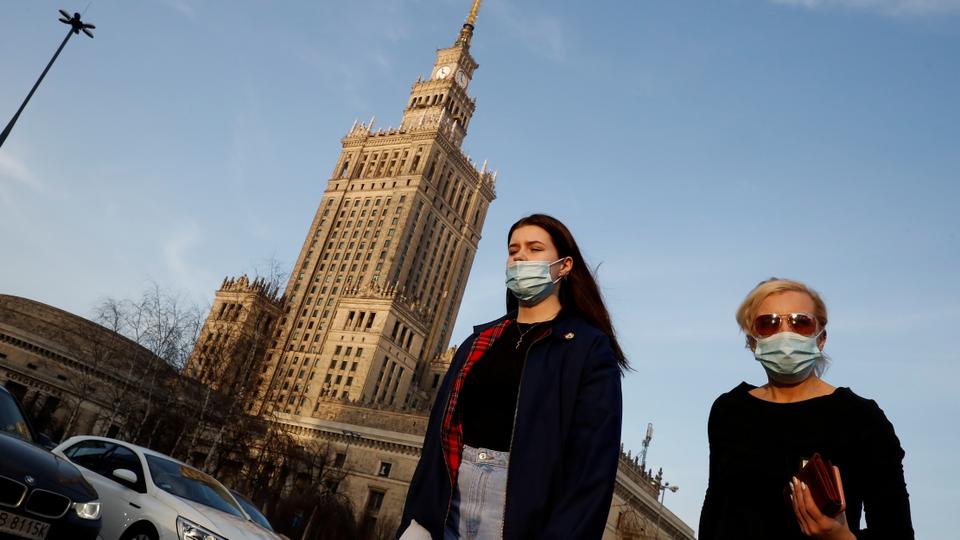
113, 468, 138, 484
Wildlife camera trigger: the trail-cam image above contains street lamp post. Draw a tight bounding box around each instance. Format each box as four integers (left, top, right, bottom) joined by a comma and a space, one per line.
0, 9, 95, 149
654, 481, 679, 540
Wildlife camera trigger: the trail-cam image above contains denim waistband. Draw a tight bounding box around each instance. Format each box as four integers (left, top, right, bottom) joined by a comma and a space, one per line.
462, 444, 510, 467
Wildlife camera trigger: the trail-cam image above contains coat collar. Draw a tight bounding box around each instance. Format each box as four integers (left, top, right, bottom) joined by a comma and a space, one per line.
472, 310, 586, 342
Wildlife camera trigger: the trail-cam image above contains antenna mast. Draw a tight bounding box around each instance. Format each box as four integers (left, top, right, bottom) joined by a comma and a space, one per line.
640, 422, 653, 471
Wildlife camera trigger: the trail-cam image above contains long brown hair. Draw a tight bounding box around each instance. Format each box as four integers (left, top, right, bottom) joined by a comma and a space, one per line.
506, 214, 628, 370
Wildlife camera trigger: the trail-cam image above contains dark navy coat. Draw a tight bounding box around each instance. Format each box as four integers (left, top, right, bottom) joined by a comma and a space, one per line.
398, 312, 623, 539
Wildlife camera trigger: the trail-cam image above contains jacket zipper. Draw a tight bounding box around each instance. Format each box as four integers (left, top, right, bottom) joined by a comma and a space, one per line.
500, 329, 552, 539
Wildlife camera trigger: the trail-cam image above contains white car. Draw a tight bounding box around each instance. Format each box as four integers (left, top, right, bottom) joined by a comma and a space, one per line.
230, 491, 285, 539
53, 435, 278, 540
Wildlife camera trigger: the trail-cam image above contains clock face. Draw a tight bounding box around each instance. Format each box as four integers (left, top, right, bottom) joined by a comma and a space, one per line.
455, 70, 467, 87
435, 66, 451, 80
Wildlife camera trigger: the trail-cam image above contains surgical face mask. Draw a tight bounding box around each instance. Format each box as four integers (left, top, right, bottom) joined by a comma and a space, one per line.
753, 331, 823, 384
505, 258, 566, 307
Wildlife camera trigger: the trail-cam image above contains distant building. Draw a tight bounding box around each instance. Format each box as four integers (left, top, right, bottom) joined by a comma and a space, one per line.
0, 294, 174, 441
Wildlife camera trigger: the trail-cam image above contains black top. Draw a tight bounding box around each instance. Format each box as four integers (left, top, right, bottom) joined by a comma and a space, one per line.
459, 321, 544, 451
699, 382, 914, 540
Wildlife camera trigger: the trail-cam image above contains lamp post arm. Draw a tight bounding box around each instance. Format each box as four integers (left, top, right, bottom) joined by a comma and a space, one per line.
0, 28, 74, 149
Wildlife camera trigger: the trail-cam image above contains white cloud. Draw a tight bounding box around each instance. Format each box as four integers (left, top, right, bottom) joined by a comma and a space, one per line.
161, 0, 196, 20
0, 152, 39, 188
163, 221, 201, 281
771, 0, 960, 16
159, 220, 221, 305
0, 151, 42, 207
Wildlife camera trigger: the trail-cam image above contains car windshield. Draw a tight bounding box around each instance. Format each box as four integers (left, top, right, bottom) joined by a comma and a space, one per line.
0, 391, 33, 443
233, 492, 274, 531
145, 455, 244, 518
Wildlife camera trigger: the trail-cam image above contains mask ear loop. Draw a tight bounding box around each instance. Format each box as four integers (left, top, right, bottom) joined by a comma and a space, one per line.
550, 256, 572, 284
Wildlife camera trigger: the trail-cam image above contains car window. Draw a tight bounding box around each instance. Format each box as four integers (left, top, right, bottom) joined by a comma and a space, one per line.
233, 493, 274, 531
145, 455, 244, 518
64, 439, 115, 470
0, 391, 33, 443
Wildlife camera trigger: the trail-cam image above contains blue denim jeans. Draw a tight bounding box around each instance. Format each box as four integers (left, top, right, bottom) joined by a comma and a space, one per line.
444, 445, 510, 540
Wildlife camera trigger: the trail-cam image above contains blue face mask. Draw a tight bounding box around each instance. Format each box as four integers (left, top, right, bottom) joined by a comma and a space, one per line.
505, 258, 565, 307
753, 331, 823, 384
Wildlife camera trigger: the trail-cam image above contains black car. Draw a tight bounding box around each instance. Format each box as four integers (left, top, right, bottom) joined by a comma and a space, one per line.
0, 385, 102, 540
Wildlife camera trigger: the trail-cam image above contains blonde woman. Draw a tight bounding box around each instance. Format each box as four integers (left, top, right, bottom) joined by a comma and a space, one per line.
699, 278, 913, 539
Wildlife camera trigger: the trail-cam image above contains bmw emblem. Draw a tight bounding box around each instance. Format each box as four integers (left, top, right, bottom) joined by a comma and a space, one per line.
24, 475, 35, 485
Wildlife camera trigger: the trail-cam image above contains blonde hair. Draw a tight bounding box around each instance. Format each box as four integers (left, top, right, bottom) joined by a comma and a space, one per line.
736, 278, 830, 375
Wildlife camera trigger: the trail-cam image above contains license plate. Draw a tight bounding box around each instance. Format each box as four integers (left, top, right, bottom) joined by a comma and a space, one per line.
0, 511, 49, 540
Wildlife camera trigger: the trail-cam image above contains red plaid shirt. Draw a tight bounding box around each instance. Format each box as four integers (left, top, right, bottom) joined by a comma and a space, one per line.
439, 318, 551, 488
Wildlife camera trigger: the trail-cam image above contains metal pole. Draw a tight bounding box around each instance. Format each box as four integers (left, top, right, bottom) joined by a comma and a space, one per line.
0, 28, 74, 149
654, 485, 665, 540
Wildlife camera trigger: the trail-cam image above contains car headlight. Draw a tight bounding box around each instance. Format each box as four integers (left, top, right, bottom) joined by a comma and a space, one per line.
73, 500, 101, 520
177, 516, 227, 540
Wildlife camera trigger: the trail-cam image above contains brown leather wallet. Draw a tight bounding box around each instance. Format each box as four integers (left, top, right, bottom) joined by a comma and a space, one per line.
796, 453, 844, 516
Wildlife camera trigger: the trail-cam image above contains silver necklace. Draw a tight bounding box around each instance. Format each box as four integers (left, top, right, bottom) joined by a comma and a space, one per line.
515, 321, 543, 349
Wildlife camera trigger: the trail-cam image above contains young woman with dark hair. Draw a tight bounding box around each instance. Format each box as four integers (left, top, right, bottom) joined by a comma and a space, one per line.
398, 214, 625, 540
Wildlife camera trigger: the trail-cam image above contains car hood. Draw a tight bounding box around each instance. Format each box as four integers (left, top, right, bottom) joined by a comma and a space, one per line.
155, 490, 273, 539
0, 432, 98, 502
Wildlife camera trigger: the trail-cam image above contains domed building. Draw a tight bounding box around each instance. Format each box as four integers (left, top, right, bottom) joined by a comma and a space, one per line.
0, 294, 176, 442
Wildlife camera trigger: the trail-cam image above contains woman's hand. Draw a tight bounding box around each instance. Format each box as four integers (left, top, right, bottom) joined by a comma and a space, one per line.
789, 466, 856, 540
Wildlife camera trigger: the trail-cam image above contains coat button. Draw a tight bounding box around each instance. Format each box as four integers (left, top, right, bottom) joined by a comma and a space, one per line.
564, 332, 575, 340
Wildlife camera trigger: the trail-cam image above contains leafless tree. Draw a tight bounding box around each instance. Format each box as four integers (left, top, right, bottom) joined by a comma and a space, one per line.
89, 283, 203, 447
59, 335, 113, 437
199, 323, 270, 471
250, 256, 289, 293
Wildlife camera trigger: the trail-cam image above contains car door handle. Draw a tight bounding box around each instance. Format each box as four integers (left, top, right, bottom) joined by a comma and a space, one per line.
129, 502, 141, 509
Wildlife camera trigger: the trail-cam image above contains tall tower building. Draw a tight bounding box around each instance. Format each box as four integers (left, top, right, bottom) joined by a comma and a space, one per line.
254, 1, 496, 418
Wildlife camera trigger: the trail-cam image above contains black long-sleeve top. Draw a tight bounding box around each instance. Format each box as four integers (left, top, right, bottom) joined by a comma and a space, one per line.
699, 382, 914, 540
458, 320, 541, 451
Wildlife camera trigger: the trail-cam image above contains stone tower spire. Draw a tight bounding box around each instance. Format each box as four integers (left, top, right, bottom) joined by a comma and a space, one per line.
455, 0, 482, 47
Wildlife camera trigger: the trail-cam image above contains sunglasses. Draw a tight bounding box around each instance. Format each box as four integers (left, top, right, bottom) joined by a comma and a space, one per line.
753, 312, 820, 338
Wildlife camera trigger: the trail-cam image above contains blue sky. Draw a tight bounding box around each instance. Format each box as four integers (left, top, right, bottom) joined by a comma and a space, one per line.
2, 0, 958, 536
